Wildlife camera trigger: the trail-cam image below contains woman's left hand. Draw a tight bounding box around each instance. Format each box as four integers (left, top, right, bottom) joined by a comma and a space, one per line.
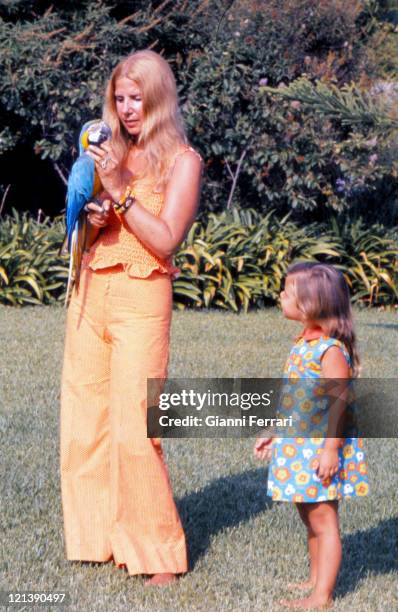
86, 143, 123, 200
85, 199, 112, 228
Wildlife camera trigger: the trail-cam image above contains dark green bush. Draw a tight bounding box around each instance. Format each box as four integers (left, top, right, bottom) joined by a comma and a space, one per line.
1, 0, 396, 222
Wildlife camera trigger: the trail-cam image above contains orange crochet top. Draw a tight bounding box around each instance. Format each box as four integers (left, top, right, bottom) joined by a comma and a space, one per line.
83, 146, 201, 278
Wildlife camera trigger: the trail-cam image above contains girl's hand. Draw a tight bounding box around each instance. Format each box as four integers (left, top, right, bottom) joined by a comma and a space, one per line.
85, 199, 112, 228
316, 447, 339, 484
86, 142, 124, 200
254, 437, 273, 461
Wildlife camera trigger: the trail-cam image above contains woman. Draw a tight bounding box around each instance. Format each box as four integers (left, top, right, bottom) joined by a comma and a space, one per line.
60, 49, 202, 586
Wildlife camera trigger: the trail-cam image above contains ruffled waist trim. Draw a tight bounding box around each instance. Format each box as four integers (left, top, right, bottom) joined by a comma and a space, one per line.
82, 252, 180, 280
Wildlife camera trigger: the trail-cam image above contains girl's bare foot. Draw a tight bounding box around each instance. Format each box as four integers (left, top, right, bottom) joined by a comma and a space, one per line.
144, 573, 177, 587
287, 580, 315, 592
279, 595, 332, 609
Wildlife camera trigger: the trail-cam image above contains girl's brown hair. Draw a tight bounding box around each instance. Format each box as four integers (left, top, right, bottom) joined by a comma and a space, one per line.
103, 49, 187, 189
287, 261, 360, 376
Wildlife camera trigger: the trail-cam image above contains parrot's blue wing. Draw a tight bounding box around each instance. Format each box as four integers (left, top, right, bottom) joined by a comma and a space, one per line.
66, 153, 95, 250
64, 153, 95, 306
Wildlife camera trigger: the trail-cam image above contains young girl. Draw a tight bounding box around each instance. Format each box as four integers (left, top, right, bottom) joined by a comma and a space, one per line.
255, 262, 369, 609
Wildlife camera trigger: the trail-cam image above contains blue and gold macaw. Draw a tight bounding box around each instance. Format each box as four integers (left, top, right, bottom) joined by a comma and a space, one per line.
61, 119, 112, 306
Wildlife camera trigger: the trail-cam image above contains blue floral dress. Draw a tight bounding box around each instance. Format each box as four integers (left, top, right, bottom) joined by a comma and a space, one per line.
267, 332, 369, 503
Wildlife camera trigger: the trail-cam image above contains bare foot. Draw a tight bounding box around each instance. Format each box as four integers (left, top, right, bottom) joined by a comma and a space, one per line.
144, 573, 177, 587
279, 595, 332, 609
287, 580, 315, 592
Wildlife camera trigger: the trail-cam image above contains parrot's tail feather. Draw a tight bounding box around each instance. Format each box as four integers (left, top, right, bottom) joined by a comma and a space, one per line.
59, 232, 69, 257
74, 214, 87, 292
64, 226, 76, 308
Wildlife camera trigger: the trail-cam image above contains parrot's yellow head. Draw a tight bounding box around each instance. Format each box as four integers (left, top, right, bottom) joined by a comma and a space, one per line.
80, 131, 90, 150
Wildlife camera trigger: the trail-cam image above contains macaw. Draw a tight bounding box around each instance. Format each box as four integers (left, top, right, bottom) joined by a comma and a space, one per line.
61, 119, 112, 306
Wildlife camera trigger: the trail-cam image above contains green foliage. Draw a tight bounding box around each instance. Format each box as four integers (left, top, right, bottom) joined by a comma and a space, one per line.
186, 68, 398, 215
366, 23, 398, 81
173, 210, 341, 311
0, 3, 146, 160
267, 77, 398, 134
179, 2, 397, 217
0, 0, 214, 164
173, 209, 398, 311
221, 0, 370, 85
0, 209, 67, 304
256, 77, 398, 217
330, 217, 398, 305
2, 0, 395, 219
1, 209, 396, 309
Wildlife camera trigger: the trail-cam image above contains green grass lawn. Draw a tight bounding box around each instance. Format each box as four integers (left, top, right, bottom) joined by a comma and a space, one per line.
1, 306, 397, 611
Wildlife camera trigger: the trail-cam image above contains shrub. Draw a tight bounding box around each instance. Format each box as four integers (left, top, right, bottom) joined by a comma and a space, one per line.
173, 209, 398, 310
0, 209, 67, 305
1, 0, 394, 220
1, 208, 396, 310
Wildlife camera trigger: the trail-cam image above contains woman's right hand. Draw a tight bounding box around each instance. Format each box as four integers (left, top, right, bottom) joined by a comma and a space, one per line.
85, 199, 112, 228
87, 143, 124, 202
253, 437, 273, 461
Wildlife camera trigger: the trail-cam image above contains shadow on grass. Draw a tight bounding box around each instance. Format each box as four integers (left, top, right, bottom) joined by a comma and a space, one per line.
177, 467, 271, 569
179, 471, 397, 593
336, 517, 398, 598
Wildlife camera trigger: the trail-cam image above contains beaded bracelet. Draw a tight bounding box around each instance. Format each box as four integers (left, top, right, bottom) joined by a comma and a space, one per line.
113, 186, 136, 214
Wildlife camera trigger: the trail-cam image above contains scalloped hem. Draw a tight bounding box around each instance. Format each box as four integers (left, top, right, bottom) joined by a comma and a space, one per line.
84, 255, 180, 280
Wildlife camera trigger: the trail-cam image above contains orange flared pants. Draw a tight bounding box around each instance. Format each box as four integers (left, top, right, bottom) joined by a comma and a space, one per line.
60, 264, 187, 575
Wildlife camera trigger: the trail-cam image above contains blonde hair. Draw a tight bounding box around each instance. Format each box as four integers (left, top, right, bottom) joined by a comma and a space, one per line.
103, 49, 187, 189
287, 261, 360, 376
